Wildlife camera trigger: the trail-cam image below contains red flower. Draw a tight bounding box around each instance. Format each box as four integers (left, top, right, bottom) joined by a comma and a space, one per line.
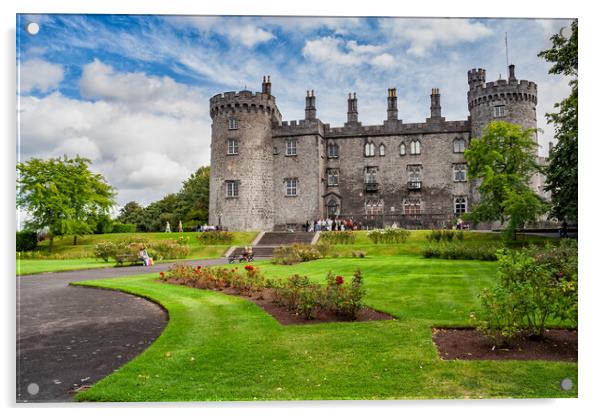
335, 275, 344, 285
245, 265, 254, 271
196, 265, 202, 271
231, 268, 236, 272
160, 272, 165, 278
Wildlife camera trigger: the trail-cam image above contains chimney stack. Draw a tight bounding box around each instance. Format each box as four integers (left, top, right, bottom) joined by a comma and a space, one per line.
430, 88, 441, 119
305, 89, 317, 120
508, 64, 517, 83
262, 75, 272, 95
347, 92, 358, 124
387, 88, 398, 121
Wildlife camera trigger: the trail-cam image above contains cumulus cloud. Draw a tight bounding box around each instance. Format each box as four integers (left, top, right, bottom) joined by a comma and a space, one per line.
380, 18, 493, 57
19, 58, 64, 93
19, 61, 211, 206
302, 37, 397, 69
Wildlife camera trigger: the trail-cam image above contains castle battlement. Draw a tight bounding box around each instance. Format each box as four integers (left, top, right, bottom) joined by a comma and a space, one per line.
323, 119, 471, 138
209, 89, 282, 120
467, 65, 537, 110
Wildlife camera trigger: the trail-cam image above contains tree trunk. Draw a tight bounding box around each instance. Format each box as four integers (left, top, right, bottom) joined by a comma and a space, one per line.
73, 235, 78, 245
48, 236, 54, 252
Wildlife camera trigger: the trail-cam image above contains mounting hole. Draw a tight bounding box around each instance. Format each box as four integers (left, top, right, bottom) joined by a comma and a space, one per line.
26, 22, 40, 36
560, 378, 573, 391
27, 382, 40, 395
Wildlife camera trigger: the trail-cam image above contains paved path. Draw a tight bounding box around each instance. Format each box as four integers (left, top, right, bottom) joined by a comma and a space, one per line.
16, 258, 231, 403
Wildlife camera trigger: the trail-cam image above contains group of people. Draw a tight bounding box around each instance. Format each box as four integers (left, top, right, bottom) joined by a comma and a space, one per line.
303, 218, 360, 232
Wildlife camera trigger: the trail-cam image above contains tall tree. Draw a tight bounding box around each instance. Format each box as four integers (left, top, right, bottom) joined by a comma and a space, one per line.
464, 121, 547, 240
117, 201, 145, 227
17, 156, 116, 250
538, 19, 578, 222
176, 166, 210, 227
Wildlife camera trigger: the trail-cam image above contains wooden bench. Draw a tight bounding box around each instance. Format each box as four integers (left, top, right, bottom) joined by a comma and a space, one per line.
115, 253, 145, 266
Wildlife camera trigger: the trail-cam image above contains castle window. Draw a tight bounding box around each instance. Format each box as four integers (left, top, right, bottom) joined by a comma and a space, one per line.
410, 140, 421, 155
364, 142, 375, 157
327, 142, 339, 158
400, 142, 406, 156
494, 105, 506, 118
365, 199, 384, 216
365, 167, 378, 184
453, 164, 467, 182
285, 178, 298, 196
407, 165, 422, 189
453, 138, 466, 153
403, 198, 421, 215
379, 144, 386, 157
327, 199, 340, 217
227, 139, 239, 155
226, 181, 239, 198
454, 196, 468, 214
285, 139, 297, 156
327, 169, 339, 186
228, 118, 239, 130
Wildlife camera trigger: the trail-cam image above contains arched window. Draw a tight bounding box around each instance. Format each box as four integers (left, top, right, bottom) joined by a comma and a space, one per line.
453, 138, 466, 153
364, 142, 375, 157
379, 143, 386, 157
327, 199, 339, 217
327, 142, 339, 158
410, 140, 421, 155
454, 196, 467, 214
400, 142, 406, 156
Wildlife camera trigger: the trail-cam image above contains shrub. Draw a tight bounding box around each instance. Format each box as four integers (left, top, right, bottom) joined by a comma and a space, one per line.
442, 229, 455, 242
314, 241, 331, 257
320, 231, 356, 245
196, 231, 234, 245
149, 240, 189, 260
111, 223, 136, 233
272, 243, 322, 265
94, 237, 189, 263
367, 228, 410, 244
426, 229, 442, 243
94, 241, 117, 262
16, 231, 38, 252
422, 242, 499, 261
324, 269, 366, 320
475, 241, 578, 346
351, 250, 366, 258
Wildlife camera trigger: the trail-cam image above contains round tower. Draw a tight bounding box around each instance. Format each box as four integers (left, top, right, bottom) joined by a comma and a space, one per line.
467, 64, 538, 139
208, 76, 282, 231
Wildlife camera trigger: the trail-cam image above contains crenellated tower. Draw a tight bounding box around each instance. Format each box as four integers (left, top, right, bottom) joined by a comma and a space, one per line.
208, 76, 282, 230
467, 64, 538, 139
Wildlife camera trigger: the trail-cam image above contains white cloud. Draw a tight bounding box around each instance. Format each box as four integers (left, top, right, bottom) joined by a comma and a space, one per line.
302, 37, 397, 69
229, 24, 275, 47
371, 53, 396, 69
380, 18, 493, 57
19, 59, 64, 93
19, 62, 212, 206
173, 16, 275, 48
79, 59, 206, 118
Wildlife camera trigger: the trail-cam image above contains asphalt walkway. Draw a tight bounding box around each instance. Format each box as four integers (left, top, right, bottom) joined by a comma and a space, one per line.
16, 258, 229, 402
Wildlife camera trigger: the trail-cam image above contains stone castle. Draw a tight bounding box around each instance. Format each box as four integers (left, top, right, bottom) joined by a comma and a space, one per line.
208, 65, 543, 231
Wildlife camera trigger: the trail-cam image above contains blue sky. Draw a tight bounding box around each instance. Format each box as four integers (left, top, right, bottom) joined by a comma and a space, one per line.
16, 14, 574, 208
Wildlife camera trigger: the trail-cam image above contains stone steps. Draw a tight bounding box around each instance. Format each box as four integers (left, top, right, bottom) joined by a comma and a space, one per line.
255, 232, 316, 246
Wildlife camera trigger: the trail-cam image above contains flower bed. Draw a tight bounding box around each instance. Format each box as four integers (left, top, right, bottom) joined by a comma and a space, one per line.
160, 264, 391, 323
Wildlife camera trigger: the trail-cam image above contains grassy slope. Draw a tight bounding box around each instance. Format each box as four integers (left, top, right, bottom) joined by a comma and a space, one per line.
73, 255, 576, 401
17, 232, 258, 275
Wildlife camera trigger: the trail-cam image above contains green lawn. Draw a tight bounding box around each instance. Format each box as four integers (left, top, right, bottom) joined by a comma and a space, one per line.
73, 255, 577, 401
17, 258, 115, 275
17, 231, 258, 275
